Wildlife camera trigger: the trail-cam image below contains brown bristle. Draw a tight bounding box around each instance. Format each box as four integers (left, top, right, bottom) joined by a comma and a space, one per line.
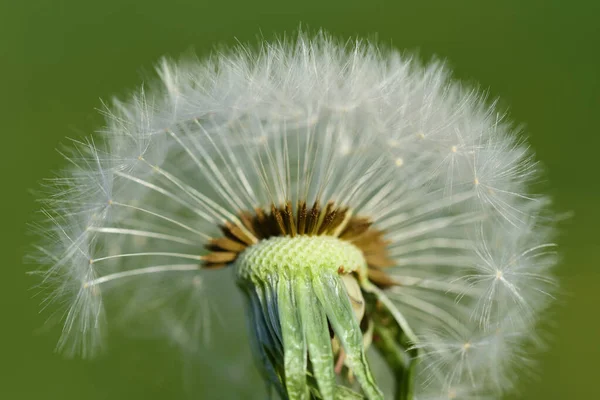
317, 203, 337, 235
367, 268, 398, 288
284, 201, 297, 237
271, 204, 287, 235
239, 211, 258, 237
297, 201, 307, 235
202, 251, 238, 264
339, 217, 372, 239
365, 253, 396, 268
253, 207, 268, 237
329, 207, 350, 236
306, 201, 321, 235
208, 237, 247, 253
349, 230, 388, 250
202, 201, 396, 284
222, 222, 255, 246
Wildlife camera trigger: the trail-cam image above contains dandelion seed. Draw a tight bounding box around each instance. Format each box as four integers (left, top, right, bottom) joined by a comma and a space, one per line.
30, 31, 558, 399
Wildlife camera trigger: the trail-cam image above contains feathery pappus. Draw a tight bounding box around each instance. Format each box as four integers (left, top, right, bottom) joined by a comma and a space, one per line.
30, 31, 558, 399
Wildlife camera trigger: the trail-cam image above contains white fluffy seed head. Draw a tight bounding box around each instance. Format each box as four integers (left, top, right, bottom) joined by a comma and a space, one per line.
30, 31, 558, 398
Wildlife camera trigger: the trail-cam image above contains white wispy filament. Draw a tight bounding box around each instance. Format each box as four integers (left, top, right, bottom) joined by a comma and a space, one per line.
31, 32, 557, 399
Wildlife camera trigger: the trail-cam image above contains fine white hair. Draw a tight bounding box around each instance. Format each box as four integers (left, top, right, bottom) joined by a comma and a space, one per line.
31, 31, 557, 399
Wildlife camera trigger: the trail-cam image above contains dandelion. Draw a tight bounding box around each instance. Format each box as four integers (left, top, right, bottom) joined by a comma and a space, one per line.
30, 31, 558, 399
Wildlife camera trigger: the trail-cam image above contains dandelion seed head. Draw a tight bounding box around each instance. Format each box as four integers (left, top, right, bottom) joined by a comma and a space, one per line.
29, 31, 558, 398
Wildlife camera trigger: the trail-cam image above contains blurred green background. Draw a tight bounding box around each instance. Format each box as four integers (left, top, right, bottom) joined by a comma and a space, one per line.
2, 0, 599, 398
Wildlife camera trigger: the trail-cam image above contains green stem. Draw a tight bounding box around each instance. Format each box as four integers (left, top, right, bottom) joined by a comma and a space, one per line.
364, 289, 417, 400
372, 323, 415, 400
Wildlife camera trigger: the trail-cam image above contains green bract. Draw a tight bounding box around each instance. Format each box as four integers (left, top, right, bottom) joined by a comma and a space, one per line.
236, 236, 382, 399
